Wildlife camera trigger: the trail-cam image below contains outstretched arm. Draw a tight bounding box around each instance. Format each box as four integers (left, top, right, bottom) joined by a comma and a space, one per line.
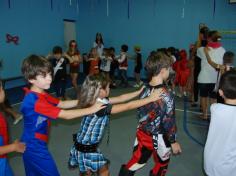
111, 89, 162, 114
109, 86, 145, 104
58, 102, 105, 120
0, 140, 25, 155
57, 100, 79, 109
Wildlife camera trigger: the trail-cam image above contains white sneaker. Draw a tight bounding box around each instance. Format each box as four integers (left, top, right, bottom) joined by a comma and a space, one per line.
13, 115, 23, 125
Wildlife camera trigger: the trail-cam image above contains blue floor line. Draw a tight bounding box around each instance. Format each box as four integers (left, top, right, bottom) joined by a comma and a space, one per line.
187, 120, 209, 127
183, 96, 205, 147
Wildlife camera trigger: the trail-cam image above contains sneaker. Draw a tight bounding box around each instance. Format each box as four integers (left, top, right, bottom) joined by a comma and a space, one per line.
13, 115, 23, 125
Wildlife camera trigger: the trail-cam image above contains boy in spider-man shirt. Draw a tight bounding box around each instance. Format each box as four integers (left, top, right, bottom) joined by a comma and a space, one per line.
0, 81, 25, 176
20, 55, 104, 176
119, 51, 182, 176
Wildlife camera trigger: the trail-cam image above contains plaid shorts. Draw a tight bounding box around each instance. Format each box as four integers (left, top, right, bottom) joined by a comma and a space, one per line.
68, 146, 108, 173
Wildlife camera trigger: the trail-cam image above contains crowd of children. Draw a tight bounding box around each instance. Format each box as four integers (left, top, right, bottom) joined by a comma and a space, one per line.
1, 29, 236, 176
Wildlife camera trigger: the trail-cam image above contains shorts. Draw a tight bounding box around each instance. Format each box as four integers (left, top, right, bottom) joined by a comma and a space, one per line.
134, 66, 142, 74
199, 83, 216, 98
69, 146, 108, 173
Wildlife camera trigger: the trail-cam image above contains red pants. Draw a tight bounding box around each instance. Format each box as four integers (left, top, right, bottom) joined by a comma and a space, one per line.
123, 130, 170, 176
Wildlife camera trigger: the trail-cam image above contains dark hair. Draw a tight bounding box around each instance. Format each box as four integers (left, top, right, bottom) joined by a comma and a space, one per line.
208, 30, 221, 42
21, 55, 52, 81
223, 51, 235, 65
78, 73, 110, 108
53, 46, 62, 54
95, 33, 104, 45
219, 70, 236, 99
109, 47, 115, 52
121, 44, 128, 52
145, 51, 171, 77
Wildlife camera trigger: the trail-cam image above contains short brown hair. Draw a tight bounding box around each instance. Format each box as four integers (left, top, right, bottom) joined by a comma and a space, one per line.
145, 51, 172, 77
21, 55, 52, 81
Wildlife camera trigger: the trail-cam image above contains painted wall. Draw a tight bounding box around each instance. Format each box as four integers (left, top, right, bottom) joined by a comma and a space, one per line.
1, 0, 236, 83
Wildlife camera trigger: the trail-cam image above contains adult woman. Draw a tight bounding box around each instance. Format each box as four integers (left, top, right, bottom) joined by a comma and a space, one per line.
93, 33, 104, 58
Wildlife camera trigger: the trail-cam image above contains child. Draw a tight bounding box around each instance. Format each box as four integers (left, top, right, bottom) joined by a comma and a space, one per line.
173, 49, 190, 97
117, 44, 129, 87
100, 48, 112, 80
204, 70, 236, 176
119, 51, 182, 176
88, 48, 100, 75
0, 80, 26, 176
68, 73, 162, 176
133, 46, 143, 88
109, 47, 118, 88
50, 46, 69, 100
64, 40, 81, 91
20, 55, 104, 176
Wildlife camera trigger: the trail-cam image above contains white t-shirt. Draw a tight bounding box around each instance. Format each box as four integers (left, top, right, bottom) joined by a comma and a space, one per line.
204, 103, 236, 176
100, 56, 112, 72
197, 47, 225, 83
93, 42, 104, 58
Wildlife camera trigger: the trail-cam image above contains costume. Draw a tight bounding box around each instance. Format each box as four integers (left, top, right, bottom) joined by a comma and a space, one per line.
20, 89, 61, 176
67, 52, 80, 74
0, 113, 14, 176
50, 57, 69, 98
204, 103, 236, 176
173, 50, 190, 87
119, 84, 177, 176
100, 56, 112, 73
89, 58, 99, 75
118, 52, 128, 87
68, 98, 112, 174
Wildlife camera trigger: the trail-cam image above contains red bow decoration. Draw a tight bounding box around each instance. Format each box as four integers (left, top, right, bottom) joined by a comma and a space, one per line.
6, 33, 19, 45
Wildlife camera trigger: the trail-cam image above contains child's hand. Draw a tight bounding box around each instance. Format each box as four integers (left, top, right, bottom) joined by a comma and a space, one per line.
138, 86, 145, 94
0, 85, 5, 103
148, 88, 163, 102
13, 140, 26, 153
90, 102, 106, 113
171, 142, 182, 155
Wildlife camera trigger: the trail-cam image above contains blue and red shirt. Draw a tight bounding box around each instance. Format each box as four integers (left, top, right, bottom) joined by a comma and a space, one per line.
20, 89, 61, 145
0, 113, 8, 158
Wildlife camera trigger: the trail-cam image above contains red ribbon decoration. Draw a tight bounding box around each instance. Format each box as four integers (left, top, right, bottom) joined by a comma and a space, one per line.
6, 33, 19, 45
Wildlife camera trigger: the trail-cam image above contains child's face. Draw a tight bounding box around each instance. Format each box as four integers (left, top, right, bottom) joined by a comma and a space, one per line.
99, 84, 110, 98
29, 73, 52, 90
54, 53, 62, 59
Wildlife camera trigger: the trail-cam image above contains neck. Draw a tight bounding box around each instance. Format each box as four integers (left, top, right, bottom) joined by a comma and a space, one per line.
30, 86, 44, 93
149, 75, 163, 86
225, 99, 236, 105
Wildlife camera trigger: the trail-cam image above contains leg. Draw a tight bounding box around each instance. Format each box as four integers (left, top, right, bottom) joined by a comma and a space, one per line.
98, 164, 110, 176
200, 96, 208, 119
71, 73, 78, 91
150, 152, 170, 176
119, 131, 153, 176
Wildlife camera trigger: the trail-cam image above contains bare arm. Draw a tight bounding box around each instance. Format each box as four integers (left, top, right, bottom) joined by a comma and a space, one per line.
58, 102, 104, 120
0, 140, 25, 155
57, 100, 79, 109
109, 86, 144, 104
111, 89, 162, 114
